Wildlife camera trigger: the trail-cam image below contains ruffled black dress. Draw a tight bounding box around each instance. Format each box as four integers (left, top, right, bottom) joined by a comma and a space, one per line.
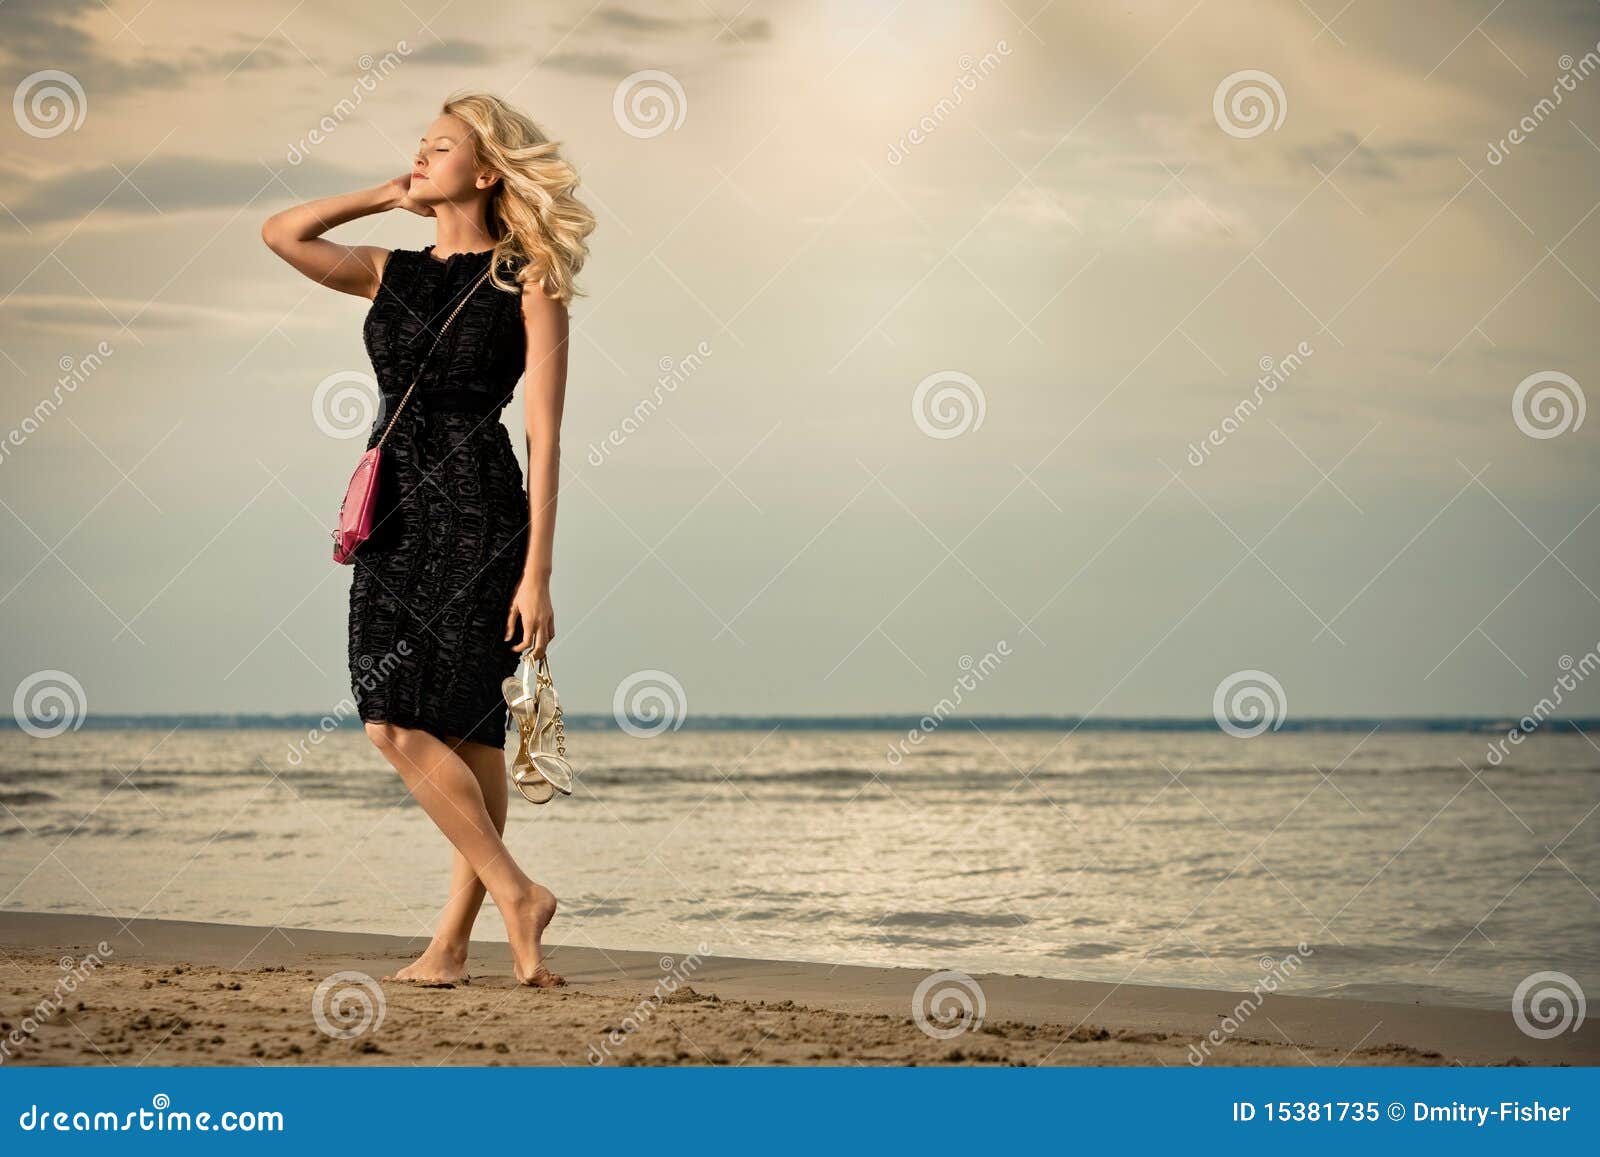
348, 245, 529, 748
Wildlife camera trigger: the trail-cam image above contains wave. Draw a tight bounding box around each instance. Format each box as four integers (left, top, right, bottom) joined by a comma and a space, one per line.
0, 790, 57, 805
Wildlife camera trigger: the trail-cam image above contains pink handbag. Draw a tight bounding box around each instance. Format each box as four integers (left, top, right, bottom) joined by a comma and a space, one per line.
333, 264, 494, 564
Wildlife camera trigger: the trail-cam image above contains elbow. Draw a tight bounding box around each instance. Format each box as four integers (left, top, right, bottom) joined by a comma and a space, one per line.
260, 214, 286, 254
525, 429, 561, 461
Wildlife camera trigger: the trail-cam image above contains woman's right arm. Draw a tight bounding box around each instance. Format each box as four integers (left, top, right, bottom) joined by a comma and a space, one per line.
260, 176, 415, 300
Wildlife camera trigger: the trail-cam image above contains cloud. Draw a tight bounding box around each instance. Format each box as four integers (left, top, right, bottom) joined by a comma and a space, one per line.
0, 155, 374, 231
592, 5, 774, 43
1, 0, 302, 97
541, 50, 640, 77
0, 293, 314, 336
1293, 132, 1454, 182
398, 40, 505, 67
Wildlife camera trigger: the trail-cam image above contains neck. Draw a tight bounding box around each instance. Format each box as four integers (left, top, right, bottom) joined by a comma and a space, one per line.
431, 202, 496, 254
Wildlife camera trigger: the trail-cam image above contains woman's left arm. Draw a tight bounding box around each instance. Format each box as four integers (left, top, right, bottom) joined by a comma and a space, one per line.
504, 285, 570, 659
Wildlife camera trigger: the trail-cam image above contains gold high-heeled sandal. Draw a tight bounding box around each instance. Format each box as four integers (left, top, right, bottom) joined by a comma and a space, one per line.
503, 652, 574, 805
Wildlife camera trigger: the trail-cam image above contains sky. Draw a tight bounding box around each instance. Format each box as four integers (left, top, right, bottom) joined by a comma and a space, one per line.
1, 0, 1598, 721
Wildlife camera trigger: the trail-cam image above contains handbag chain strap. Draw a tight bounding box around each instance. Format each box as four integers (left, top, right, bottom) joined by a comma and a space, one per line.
375, 262, 495, 450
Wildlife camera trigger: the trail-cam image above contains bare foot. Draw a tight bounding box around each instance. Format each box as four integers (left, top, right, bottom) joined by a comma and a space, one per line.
503, 883, 564, 987
385, 944, 470, 985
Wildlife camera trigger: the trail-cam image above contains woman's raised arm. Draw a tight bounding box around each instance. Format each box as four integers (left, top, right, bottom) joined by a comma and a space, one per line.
260, 175, 422, 300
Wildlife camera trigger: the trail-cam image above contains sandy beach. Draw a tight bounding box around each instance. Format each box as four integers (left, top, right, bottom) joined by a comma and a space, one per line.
1, 911, 1592, 1067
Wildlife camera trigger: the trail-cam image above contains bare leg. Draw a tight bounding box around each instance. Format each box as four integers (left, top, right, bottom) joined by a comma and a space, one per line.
366, 722, 561, 985
389, 737, 510, 983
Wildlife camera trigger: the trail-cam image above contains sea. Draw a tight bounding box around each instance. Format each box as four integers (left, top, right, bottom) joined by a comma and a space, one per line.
1, 720, 1595, 1011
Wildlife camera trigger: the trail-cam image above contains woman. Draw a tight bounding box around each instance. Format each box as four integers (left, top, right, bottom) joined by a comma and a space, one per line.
261, 92, 595, 987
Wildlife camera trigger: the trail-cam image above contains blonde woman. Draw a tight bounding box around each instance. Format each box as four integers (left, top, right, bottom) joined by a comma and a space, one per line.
261, 92, 595, 987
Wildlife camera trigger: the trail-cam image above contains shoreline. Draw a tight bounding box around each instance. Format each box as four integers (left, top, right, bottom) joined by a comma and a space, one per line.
6, 715, 1595, 733
2, 911, 1592, 1066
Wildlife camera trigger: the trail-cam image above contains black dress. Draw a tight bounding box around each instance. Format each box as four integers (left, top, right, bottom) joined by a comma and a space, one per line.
349, 244, 530, 749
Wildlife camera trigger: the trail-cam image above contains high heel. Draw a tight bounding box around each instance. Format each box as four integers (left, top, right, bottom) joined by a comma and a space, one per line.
504, 652, 574, 804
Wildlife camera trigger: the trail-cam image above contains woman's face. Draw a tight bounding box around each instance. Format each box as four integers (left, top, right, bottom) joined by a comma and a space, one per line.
408, 115, 493, 207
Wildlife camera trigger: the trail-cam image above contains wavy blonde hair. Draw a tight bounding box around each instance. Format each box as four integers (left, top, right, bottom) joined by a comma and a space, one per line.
441, 91, 596, 305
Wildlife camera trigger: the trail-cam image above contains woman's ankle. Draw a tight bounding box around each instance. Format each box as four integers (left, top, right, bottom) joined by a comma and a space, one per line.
424, 936, 471, 963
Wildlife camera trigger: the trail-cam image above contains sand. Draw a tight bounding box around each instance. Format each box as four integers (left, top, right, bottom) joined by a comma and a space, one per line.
0, 911, 1592, 1066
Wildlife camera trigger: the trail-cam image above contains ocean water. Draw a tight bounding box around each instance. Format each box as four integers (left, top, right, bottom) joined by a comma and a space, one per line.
0, 725, 1594, 1010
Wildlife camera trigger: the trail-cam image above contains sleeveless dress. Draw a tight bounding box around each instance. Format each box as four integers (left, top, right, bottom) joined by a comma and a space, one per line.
349, 245, 530, 748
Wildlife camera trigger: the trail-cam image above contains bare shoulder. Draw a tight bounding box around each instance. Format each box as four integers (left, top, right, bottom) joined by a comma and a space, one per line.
356, 245, 396, 302
261, 232, 395, 301
519, 275, 568, 330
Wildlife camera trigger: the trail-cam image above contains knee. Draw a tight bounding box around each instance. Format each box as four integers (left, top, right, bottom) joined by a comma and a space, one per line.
365, 721, 406, 755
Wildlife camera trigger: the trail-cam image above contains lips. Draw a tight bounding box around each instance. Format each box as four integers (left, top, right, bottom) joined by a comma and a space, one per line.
411, 172, 427, 181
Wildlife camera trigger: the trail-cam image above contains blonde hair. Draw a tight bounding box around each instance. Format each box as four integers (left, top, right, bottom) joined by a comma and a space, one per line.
441, 91, 597, 305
